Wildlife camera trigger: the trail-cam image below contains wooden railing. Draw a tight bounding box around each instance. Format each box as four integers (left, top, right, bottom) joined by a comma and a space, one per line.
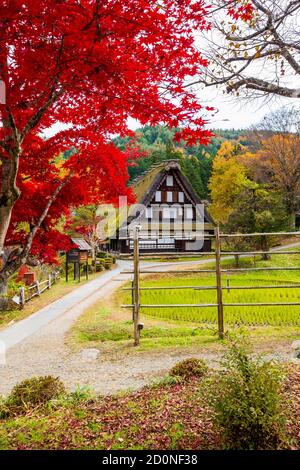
121, 228, 300, 345
17, 271, 60, 308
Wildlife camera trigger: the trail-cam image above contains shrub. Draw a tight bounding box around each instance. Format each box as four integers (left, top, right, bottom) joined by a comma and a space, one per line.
211, 337, 287, 450
151, 374, 183, 388
170, 358, 208, 380
103, 259, 113, 270
4, 376, 66, 415
95, 256, 114, 271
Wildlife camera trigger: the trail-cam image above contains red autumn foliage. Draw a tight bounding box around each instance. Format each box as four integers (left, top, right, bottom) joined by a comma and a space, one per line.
227, 1, 254, 22
16, 265, 30, 282
0, 1, 246, 269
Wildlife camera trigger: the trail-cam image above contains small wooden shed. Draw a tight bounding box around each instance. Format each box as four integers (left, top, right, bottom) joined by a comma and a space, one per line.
66, 238, 92, 281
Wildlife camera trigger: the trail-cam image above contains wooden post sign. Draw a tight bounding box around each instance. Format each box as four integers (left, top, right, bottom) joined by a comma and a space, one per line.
66, 239, 91, 282
67, 249, 80, 263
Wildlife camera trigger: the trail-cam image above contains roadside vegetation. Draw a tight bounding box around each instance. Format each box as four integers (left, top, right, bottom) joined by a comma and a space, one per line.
0, 270, 107, 330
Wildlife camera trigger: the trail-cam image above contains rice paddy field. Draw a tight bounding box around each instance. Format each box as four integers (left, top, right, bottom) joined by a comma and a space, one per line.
123, 253, 300, 327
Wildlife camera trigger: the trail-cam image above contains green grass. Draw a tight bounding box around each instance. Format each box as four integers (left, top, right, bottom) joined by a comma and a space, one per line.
122, 253, 300, 327
68, 304, 218, 354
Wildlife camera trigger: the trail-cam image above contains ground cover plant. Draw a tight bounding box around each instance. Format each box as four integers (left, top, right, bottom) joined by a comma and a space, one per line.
0, 355, 298, 450
0, 377, 65, 417
170, 358, 208, 380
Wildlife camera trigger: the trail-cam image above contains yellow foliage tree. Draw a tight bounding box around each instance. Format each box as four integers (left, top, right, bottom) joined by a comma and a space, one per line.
239, 133, 300, 227
208, 141, 253, 224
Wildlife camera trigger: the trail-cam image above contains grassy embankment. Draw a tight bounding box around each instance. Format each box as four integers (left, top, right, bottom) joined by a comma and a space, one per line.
0, 270, 107, 330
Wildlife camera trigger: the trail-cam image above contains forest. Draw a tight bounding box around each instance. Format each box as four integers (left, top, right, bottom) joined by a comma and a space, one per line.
114, 107, 300, 233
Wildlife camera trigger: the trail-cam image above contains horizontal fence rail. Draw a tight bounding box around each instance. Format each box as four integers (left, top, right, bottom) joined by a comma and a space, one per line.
123, 302, 300, 308
123, 267, 300, 274
16, 271, 60, 308
123, 284, 300, 291
119, 250, 300, 258
122, 228, 300, 342
208, 231, 300, 238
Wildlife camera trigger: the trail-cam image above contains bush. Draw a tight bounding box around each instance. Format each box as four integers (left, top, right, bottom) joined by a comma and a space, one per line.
170, 358, 208, 380
95, 254, 115, 271
211, 337, 287, 450
151, 374, 183, 388
3, 376, 66, 416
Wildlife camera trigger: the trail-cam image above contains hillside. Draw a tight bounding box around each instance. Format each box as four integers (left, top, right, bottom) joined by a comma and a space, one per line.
113, 126, 251, 199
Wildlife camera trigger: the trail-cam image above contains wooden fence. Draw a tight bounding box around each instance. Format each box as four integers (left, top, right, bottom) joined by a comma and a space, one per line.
16, 271, 60, 308
121, 227, 300, 345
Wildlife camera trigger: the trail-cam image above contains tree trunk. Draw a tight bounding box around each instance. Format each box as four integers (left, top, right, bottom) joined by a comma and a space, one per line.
0, 273, 9, 311
0, 156, 21, 250
288, 210, 296, 231
285, 194, 297, 230
0, 45, 21, 255
260, 235, 271, 261
234, 254, 240, 268
91, 247, 96, 273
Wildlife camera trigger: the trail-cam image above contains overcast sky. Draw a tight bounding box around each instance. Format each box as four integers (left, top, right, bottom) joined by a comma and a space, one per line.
125, 90, 300, 133
198, 89, 300, 130
45, 87, 299, 140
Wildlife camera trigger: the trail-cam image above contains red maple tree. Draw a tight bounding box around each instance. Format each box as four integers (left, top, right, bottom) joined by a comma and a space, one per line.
0, 1, 247, 294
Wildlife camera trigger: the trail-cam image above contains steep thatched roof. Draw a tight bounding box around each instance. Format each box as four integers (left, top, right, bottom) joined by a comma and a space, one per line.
99, 159, 214, 240
131, 160, 182, 204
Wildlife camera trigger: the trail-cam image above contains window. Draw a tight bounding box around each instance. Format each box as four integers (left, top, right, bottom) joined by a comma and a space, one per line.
167, 191, 173, 203
145, 207, 153, 219
130, 240, 156, 249
178, 207, 183, 217
162, 208, 170, 219
158, 238, 175, 249
178, 192, 184, 203
155, 191, 161, 202
170, 208, 177, 219
186, 207, 193, 219
163, 207, 177, 219
166, 175, 173, 186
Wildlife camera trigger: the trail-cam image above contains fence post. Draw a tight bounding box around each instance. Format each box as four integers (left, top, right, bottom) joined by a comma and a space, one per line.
48, 274, 52, 289
133, 226, 141, 346
215, 226, 224, 339
19, 287, 25, 308
35, 280, 40, 296
131, 279, 134, 322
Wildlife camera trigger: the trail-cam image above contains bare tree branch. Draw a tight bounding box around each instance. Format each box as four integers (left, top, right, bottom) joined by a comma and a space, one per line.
197, 0, 300, 101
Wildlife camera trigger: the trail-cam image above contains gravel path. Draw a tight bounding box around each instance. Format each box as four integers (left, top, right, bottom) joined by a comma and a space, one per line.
0, 258, 216, 395
0, 245, 299, 396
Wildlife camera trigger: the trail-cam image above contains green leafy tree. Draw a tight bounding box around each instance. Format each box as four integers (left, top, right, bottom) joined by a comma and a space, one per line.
67, 205, 102, 268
